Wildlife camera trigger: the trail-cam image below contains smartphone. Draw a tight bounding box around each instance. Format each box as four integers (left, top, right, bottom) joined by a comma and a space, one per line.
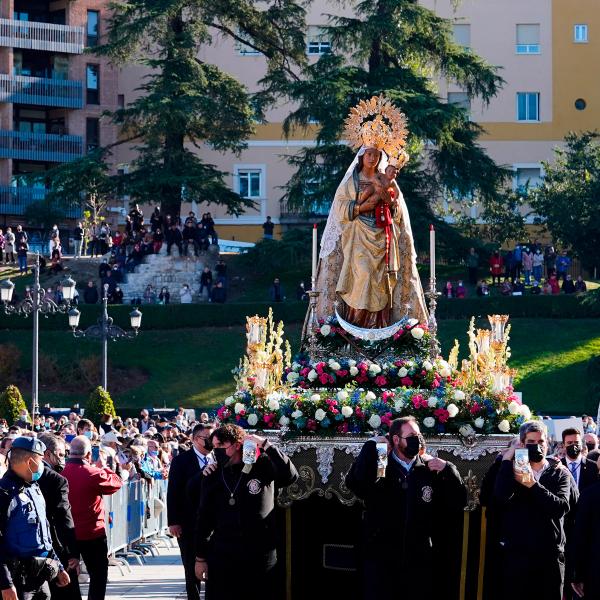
107, 455, 114, 470
91, 445, 100, 462
514, 448, 530, 474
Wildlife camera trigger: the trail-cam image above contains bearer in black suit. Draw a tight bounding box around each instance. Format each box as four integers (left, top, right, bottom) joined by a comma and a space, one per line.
561, 427, 599, 492
167, 423, 215, 600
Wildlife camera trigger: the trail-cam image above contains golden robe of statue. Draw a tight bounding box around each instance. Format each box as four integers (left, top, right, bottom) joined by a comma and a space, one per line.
312, 151, 428, 329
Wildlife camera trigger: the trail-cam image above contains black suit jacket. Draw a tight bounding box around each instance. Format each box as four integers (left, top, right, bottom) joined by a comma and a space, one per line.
167, 448, 202, 529
37, 464, 78, 561
561, 456, 599, 491
572, 481, 600, 595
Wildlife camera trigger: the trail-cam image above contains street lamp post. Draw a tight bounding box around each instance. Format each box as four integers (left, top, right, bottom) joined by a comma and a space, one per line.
68, 283, 142, 391
0, 254, 76, 419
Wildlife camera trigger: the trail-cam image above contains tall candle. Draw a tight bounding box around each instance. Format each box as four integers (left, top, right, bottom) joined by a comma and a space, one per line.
429, 224, 435, 282
312, 223, 318, 284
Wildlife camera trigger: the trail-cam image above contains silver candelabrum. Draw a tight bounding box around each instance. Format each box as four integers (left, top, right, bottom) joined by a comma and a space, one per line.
426, 274, 441, 358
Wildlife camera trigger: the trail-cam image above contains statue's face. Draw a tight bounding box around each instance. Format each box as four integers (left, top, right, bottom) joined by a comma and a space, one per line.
363, 148, 380, 168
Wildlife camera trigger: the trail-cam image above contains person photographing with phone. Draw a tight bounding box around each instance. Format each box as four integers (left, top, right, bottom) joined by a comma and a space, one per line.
493, 420, 572, 600
62, 437, 122, 600
345, 416, 466, 600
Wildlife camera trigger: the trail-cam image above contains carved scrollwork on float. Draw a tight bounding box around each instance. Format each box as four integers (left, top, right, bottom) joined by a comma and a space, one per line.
279, 465, 317, 507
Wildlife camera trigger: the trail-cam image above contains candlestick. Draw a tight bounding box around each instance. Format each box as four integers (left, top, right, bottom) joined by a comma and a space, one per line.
312, 223, 318, 285
429, 224, 435, 282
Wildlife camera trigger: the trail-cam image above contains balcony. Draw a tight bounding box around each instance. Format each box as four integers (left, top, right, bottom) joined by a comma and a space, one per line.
0, 74, 83, 109
0, 19, 84, 54
279, 199, 330, 224
0, 186, 81, 217
0, 130, 84, 162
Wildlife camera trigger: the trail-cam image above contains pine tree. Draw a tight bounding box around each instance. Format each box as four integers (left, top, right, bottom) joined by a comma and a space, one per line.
86, 386, 116, 426
68, 0, 309, 218
271, 0, 511, 251
0, 385, 27, 426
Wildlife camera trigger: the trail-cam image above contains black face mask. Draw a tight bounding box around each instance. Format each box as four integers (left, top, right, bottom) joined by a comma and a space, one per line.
403, 435, 422, 459
54, 461, 65, 473
526, 443, 545, 463
586, 443, 596, 453
213, 448, 229, 468
202, 438, 213, 451
566, 444, 582, 460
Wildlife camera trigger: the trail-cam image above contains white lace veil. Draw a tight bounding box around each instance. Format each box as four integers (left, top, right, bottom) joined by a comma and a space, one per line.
319, 146, 389, 259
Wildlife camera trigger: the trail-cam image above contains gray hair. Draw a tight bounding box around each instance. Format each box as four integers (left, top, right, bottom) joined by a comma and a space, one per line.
70, 436, 92, 457
38, 433, 65, 454
519, 420, 547, 443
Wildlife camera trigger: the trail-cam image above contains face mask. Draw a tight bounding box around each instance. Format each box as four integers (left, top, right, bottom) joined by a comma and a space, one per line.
148, 450, 158, 457
202, 437, 213, 451
586, 443, 596, 453
83, 431, 93, 440
526, 443, 545, 463
213, 447, 230, 468
402, 435, 422, 459
566, 444, 582, 460
29, 459, 44, 482
54, 460, 65, 473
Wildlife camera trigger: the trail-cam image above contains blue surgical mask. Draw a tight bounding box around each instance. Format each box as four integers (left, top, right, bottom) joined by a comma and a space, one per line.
83, 431, 93, 439
148, 450, 158, 457
29, 460, 44, 482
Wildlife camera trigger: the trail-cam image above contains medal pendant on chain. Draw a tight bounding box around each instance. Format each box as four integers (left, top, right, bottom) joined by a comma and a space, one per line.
229, 497, 236, 506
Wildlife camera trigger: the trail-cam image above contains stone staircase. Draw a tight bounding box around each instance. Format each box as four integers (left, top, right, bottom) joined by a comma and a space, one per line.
119, 244, 220, 303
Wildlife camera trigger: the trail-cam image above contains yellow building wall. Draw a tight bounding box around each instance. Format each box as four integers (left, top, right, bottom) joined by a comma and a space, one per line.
217, 224, 283, 243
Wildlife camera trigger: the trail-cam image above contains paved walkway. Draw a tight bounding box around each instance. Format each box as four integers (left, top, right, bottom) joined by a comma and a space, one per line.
81, 544, 196, 599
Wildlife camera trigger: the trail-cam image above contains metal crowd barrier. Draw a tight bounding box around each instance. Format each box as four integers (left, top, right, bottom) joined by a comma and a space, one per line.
103, 478, 172, 569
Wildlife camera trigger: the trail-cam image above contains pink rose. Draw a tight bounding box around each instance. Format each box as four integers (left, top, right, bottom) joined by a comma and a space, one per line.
401, 377, 413, 387
375, 375, 387, 387
307, 419, 318, 431
336, 369, 349, 377
434, 408, 450, 423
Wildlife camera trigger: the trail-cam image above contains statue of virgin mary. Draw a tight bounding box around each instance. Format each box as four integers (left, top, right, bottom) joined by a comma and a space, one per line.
310, 96, 428, 331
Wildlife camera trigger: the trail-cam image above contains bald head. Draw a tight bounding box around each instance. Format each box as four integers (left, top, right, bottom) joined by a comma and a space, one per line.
70, 435, 92, 458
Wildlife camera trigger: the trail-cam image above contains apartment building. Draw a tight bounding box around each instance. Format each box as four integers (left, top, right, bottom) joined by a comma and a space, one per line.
0, 0, 118, 223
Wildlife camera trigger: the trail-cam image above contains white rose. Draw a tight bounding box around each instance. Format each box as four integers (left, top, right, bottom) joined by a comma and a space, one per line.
459, 424, 475, 438
349, 366, 359, 376
410, 327, 425, 340
234, 402, 245, 414
394, 400, 405, 411
337, 390, 349, 402
453, 390, 466, 402
423, 361, 433, 371
518, 404, 531, 419
268, 398, 280, 411
508, 401, 520, 415
308, 369, 318, 382
292, 362, 301, 371
225, 396, 234, 406
247, 413, 259, 426
368, 364, 382, 375
310, 394, 321, 403
329, 361, 341, 372
439, 367, 452, 378
291, 410, 303, 419
474, 417, 485, 429
398, 367, 408, 378
320, 324, 331, 336
365, 391, 376, 401
368, 414, 382, 429
427, 396, 438, 408
423, 417, 436, 428
347, 359, 357, 367
341, 406, 353, 418
279, 415, 290, 427
315, 408, 327, 422
498, 419, 511, 433
286, 371, 299, 383
447, 403, 459, 418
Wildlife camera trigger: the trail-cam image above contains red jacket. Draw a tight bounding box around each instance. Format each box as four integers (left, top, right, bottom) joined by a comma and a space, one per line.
62, 458, 122, 541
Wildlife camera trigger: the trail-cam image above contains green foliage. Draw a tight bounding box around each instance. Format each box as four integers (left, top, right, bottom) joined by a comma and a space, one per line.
531, 132, 600, 270
0, 345, 22, 389
86, 386, 116, 425
24, 198, 67, 229
269, 0, 512, 250
0, 385, 27, 425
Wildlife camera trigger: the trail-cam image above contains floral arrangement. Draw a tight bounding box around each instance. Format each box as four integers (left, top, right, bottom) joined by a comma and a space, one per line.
313, 316, 431, 360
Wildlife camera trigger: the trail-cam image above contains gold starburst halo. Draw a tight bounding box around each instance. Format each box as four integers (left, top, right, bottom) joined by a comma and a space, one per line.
343, 95, 409, 157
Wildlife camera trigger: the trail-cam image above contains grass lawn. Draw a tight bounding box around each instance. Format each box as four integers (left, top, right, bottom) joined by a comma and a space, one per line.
4, 318, 600, 416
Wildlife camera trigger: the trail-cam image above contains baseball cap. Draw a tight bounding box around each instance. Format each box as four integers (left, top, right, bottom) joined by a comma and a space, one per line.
11, 436, 46, 456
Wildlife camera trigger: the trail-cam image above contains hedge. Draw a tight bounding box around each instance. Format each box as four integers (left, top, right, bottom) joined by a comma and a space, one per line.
0, 294, 595, 332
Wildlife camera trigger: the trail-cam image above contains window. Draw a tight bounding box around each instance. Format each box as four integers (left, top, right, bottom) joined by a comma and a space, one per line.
118, 94, 125, 109
235, 31, 261, 56
574, 24, 588, 43
516, 92, 540, 121
86, 118, 100, 153
87, 10, 99, 47
238, 170, 262, 198
515, 167, 542, 195
86, 64, 99, 105
453, 24, 471, 50
448, 91, 471, 114
307, 26, 331, 55
516, 24, 540, 54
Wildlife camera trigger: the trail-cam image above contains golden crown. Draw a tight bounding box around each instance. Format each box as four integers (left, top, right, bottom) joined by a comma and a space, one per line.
388, 149, 410, 170
343, 95, 409, 158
